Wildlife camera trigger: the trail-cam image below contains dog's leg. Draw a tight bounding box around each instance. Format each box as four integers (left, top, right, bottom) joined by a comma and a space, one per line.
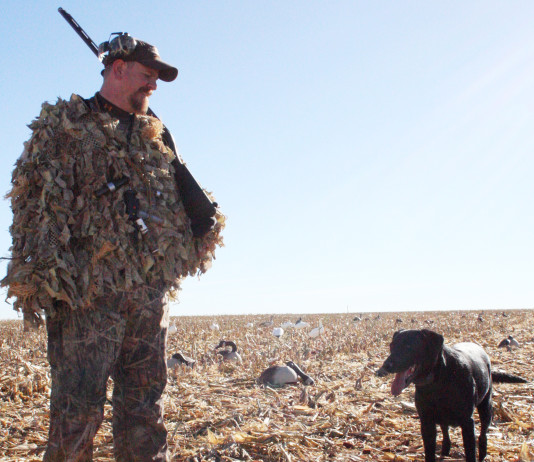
440, 424, 451, 457
477, 393, 493, 461
460, 417, 477, 462
420, 417, 437, 462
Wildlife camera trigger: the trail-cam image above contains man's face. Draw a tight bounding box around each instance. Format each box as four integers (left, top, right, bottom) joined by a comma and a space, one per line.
122, 62, 159, 114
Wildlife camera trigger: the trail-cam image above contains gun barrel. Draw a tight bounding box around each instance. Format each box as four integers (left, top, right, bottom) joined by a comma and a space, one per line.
58, 7, 99, 57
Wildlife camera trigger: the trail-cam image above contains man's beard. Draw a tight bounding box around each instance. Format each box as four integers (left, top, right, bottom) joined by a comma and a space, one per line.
128, 86, 152, 114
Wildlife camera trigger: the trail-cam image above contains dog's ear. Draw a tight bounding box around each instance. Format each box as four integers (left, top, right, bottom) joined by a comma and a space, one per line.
420, 329, 444, 364
392, 330, 404, 340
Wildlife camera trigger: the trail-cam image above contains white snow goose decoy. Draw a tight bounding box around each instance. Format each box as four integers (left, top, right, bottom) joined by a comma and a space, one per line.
272, 327, 284, 338
168, 321, 178, 335
308, 320, 325, 338
280, 320, 295, 329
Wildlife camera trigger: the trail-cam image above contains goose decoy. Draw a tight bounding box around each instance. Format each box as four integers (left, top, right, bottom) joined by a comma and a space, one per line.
214, 340, 242, 363
258, 361, 314, 387
167, 351, 196, 368
281, 320, 295, 329
498, 335, 520, 351
294, 317, 309, 329
308, 320, 324, 338
287, 361, 314, 385
272, 327, 284, 338
168, 322, 177, 335
259, 316, 274, 328
498, 338, 511, 350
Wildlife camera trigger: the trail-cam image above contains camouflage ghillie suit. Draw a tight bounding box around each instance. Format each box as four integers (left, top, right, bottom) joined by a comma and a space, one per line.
2, 94, 224, 461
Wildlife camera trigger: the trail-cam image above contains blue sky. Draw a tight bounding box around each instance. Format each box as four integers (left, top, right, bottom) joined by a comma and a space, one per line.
1, 1, 534, 319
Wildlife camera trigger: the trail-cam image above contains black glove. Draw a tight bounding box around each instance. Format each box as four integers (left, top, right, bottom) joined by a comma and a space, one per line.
191, 216, 217, 238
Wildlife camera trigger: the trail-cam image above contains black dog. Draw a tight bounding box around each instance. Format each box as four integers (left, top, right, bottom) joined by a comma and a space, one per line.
376, 329, 527, 462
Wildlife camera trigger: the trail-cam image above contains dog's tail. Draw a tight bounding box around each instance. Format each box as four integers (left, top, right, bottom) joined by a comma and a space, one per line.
492, 371, 528, 384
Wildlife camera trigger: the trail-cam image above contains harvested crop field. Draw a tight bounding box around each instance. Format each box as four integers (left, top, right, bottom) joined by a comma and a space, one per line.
1, 309, 533, 461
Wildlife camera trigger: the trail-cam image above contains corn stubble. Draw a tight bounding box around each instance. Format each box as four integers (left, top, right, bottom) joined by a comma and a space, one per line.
1, 309, 533, 461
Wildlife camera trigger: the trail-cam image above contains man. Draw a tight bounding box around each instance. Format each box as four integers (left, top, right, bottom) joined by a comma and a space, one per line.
2, 35, 224, 461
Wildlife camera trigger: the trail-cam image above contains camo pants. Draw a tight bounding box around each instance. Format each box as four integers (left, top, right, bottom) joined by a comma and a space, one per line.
43, 287, 169, 462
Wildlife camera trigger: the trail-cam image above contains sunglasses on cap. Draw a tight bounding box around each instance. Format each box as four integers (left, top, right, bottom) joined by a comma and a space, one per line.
98, 33, 137, 62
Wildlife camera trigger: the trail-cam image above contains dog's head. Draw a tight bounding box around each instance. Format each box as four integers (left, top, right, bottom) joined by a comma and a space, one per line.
376, 329, 444, 396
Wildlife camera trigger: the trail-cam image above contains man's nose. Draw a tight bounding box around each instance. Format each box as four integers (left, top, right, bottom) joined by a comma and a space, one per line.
147, 80, 157, 91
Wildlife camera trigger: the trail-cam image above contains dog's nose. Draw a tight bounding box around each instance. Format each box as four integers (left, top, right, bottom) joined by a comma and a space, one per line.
376, 366, 389, 377
376, 358, 394, 376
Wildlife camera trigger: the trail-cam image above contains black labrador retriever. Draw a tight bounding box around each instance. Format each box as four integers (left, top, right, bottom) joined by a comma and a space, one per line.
376, 329, 527, 462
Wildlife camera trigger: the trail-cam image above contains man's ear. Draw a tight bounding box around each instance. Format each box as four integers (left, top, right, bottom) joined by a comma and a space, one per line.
112, 59, 127, 79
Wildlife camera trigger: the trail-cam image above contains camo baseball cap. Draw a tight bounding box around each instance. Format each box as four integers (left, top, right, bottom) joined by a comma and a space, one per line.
103, 39, 178, 82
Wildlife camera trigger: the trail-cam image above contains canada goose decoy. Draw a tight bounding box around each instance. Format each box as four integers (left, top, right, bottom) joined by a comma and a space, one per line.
214, 340, 242, 363
308, 320, 324, 338
258, 361, 315, 387
287, 361, 314, 385
167, 351, 196, 368
259, 316, 274, 328
498, 335, 520, 351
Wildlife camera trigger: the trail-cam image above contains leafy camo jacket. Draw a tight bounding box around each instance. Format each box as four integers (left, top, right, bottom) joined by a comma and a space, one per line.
2, 94, 224, 325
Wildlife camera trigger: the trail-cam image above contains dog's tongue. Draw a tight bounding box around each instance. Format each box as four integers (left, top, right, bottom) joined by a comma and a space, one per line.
391, 370, 410, 396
